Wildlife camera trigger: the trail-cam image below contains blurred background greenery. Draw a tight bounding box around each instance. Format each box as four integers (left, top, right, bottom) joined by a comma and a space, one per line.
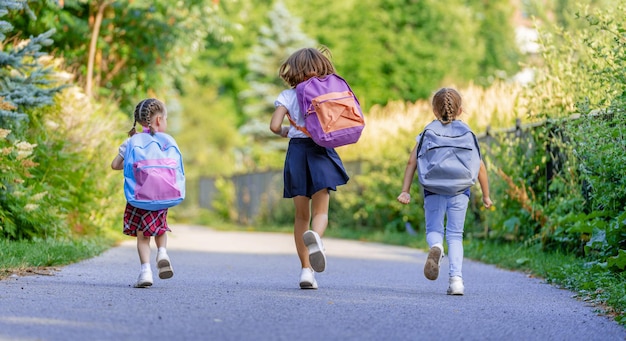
1, 0, 624, 323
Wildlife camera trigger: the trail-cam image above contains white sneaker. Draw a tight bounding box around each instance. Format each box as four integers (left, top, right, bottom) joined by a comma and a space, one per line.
303, 230, 326, 272
299, 267, 318, 289
424, 243, 444, 280
157, 251, 174, 279
134, 270, 153, 288
447, 276, 464, 295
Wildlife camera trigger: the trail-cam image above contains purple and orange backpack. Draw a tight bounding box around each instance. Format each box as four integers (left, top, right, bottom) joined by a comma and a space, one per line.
288, 74, 365, 148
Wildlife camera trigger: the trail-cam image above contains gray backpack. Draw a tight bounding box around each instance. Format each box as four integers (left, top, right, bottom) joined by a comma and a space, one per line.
416, 120, 481, 195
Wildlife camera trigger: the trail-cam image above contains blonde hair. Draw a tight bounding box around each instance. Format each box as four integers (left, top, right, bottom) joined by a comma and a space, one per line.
432, 88, 462, 124
278, 46, 336, 88
128, 98, 167, 136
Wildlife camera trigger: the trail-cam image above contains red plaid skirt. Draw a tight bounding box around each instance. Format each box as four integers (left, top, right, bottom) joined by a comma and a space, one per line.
123, 203, 171, 237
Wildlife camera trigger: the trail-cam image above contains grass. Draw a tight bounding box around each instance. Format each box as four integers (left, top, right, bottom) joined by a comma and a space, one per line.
0, 237, 115, 279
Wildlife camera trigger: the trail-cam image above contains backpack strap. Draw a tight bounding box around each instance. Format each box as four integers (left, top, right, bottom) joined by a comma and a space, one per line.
416, 129, 429, 158
286, 111, 311, 137
470, 131, 481, 159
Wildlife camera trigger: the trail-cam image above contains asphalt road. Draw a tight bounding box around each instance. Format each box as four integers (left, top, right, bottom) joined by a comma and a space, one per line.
0, 224, 624, 341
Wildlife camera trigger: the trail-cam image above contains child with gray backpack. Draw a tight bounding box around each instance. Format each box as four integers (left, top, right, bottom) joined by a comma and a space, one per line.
397, 87, 492, 295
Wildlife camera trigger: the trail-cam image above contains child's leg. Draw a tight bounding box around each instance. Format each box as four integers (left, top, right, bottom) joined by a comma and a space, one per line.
310, 189, 330, 237
155, 232, 167, 249
137, 234, 152, 265
293, 195, 312, 268
424, 195, 446, 246
423, 195, 447, 280
303, 189, 330, 272
445, 195, 469, 278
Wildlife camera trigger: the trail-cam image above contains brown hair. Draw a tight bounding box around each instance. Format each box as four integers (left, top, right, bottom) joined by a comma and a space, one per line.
278, 46, 336, 88
127, 98, 167, 136
432, 88, 462, 124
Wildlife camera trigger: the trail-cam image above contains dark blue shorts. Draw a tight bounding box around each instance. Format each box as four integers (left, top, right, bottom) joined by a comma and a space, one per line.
283, 138, 349, 198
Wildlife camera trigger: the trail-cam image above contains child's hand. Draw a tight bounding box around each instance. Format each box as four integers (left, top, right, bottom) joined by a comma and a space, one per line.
397, 192, 411, 204
482, 196, 493, 209
280, 126, 289, 137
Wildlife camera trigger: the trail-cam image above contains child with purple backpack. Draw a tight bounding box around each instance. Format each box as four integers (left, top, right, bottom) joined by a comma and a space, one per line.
270, 47, 350, 289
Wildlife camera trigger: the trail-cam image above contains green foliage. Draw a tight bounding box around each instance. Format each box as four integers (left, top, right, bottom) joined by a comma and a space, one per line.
0, 0, 128, 242
331, 148, 424, 235
0, 128, 64, 239
0, 21, 62, 132
9, 0, 217, 113
175, 0, 524, 178
239, 1, 314, 123
288, 0, 520, 108
481, 2, 626, 271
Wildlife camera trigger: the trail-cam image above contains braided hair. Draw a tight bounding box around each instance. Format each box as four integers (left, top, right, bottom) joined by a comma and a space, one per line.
127, 98, 167, 136
432, 88, 462, 124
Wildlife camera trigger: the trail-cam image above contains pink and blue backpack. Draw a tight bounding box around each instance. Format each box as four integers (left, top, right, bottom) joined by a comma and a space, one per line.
123, 132, 185, 210
289, 74, 365, 148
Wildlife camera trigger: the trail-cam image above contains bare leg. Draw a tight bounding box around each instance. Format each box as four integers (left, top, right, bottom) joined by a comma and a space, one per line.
293, 195, 311, 268
155, 232, 167, 249
137, 234, 151, 265
310, 189, 330, 237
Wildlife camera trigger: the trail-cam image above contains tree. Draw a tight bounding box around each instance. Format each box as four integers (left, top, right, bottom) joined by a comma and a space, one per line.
238, 0, 315, 142
471, 0, 521, 84
8, 0, 217, 113
288, 0, 491, 108
0, 0, 62, 134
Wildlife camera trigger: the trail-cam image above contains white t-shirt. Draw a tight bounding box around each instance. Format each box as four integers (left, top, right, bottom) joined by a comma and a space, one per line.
274, 89, 309, 139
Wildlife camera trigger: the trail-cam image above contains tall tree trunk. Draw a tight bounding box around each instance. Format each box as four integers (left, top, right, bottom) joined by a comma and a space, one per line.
86, 1, 111, 98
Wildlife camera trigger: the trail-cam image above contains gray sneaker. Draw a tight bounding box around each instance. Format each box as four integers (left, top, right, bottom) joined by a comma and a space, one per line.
303, 230, 326, 272
447, 276, 465, 295
424, 243, 444, 280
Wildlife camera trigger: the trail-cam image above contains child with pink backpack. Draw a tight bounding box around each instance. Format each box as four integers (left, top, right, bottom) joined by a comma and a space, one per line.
111, 98, 185, 288
270, 47, 354, 289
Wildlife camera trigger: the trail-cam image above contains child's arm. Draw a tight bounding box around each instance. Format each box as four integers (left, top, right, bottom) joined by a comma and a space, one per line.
477, 160, 492, 208
397, 143, 419, 204
270, 106, 289, 137
111, 155, 123, 170
111, 139, 128, 170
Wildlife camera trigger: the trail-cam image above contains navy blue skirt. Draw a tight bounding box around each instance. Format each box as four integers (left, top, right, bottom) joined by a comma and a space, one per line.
283, 138, 349, 198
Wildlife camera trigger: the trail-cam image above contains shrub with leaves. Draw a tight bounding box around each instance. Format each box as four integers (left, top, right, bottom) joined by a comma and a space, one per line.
515, 3, 626, 269
0, 127, 64, 239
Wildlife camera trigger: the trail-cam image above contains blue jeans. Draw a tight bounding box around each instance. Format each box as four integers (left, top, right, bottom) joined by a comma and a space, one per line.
423, 193, 469, 278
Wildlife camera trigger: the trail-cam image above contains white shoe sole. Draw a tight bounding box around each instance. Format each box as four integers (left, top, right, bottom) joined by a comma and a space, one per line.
303, 231, 326, 272
157, 257, 174, 279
